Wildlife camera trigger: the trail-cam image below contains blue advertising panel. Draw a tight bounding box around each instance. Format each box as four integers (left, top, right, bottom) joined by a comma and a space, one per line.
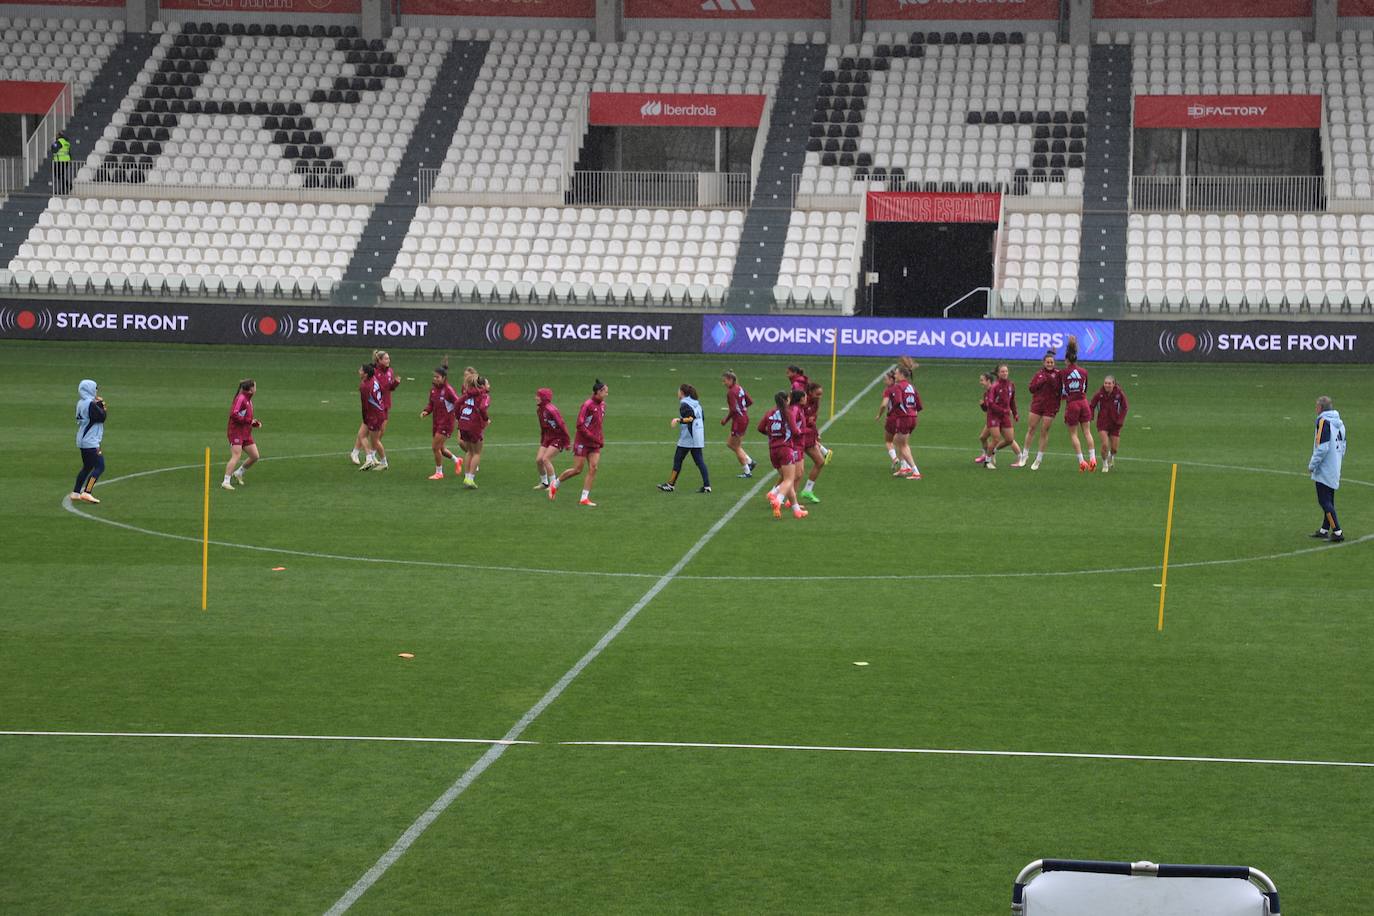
702, 315, 1114, 361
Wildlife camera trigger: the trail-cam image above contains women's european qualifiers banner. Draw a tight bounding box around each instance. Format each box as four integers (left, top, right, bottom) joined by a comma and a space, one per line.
703, 315, 1113, 361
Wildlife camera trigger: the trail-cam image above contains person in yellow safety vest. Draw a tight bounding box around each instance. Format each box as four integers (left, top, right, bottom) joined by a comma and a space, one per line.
50, 131, 72, 193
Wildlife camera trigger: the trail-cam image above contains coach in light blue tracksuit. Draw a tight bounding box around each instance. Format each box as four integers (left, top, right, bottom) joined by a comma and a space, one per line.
72, 378, 107, 504
1308, 395, 1347, 543
657, 384, 712, 494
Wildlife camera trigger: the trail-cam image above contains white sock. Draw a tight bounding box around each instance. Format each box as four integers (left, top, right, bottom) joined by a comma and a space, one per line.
1089, 448, 1097, 460
1036, 451, 1044, 462
222, 475, 231, 485
379, 458, 388, 467
464, 472, 474, 482
887, 447, 897, 461
233, 468, 244, 478
435, 466, 442, 474
350, 448, 359, 458
820, 445, 830, 457
1076, 452, 1084, 462
580, 489, 590, 501
366, 451, 376, 461
540, 474, 549, 485
768, 486, 779, 499
803, 480, 815, 493
744, 453, 754, 465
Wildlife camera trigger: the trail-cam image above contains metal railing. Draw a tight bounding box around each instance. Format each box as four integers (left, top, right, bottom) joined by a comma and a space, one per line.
792, 173, 1028, 212
417, 167, 439, 206
565, 170, 751, 208
22, 83, 74, 190
1, 156, 24, 195
68, 163, 383, 203
1132, 175, 1327, 213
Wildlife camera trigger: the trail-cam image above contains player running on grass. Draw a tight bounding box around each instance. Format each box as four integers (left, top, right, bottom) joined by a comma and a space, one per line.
987, 363, 1024, 468
890, 357, 923, 479
1060, 336, 1097, 472
721, 370, 757, 478
420, 358, 460, 480
759, 390, 807, 520
534, 387, 571, 490
798, 381, 830, 503
875, 368, 901, 472
358, 364, 388, 471
1090, 374, 1129, 473
550, 379, 607, 507
976, 371, 1000, 469
1016, 349, 1060, 470
787, 364, 831, 464
223, 378, 262, 490
351, 350, 399, 464
455, 373, 491, 489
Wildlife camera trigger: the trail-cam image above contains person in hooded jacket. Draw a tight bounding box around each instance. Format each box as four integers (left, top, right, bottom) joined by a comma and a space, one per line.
1309, 395, 1348, 543
658, 383, 712, 493
534, 387, 570, 490
71, 379, 107, 504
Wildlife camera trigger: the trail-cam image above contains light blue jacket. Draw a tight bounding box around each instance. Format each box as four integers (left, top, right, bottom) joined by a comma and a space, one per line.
1309, 409, 1346, 489
677, 396, 705, 449
76, 379, 105, 449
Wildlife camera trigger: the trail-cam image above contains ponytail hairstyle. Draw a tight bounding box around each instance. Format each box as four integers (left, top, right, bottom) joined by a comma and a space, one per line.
789, 388, 806, 406
981, 370, 996, 384
476, 375, 489, 390
773, 390, 789, 409
361, 362, 376, 378
592, 378, 607, 394
238, 378, 255, 392
434, 355, 450, 378
786, 364, 805, 378
680, 383, 699, 400
371, 349, 384, 364
897, 355, 918, 379
461, 365, 478, 390
805, 380, 822, 396
1065, 335, 1079, 365
721, 369, 737, 383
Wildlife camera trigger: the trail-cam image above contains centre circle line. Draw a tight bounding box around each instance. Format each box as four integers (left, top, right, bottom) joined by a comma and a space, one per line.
62, 446, 1370, 582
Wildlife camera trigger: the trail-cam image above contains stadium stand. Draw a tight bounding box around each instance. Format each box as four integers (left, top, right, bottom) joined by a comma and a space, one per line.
999, 210, 1083, 313
784, 29, 1089, 311
430, 29, 785, 198
1125, 212, 1374, 313
78, 20, 430, 193
0, 17, 123, 107
6, 197, 367, 298
382, 203, 743, 305
3, 16, 1374, 316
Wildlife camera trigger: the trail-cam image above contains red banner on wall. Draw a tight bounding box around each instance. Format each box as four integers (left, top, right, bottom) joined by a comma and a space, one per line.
626, 0, 827, 18
867, 0, 1058, 19
1095, 0, 1310, 17
398, 0, 592, 14
867, 192, 1001, 223
589, 93, 766, 127
1338, 0, 1374, 13
0, 0, 124, 6
0, 81, 66, 114
160, 0, 360, 11
1134, 95, 1322, 129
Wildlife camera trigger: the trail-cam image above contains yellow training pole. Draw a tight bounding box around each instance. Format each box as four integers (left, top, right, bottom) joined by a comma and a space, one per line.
829, 329, 838, 420
202, 446, 210, 611
1157, 463, 1178, 631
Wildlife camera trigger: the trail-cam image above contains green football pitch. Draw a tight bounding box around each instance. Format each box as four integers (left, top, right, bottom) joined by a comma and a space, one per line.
1, 340, 1370, 914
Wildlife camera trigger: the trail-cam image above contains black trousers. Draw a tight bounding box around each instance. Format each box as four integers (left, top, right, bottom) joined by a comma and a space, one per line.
75, 447, 104, 492
673, 446, 710, 487
1316, 481, 1340, 532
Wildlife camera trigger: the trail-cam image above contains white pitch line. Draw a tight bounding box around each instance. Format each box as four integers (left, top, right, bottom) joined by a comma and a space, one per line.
560, 739, 1374, 770
322, 365, 897, 916
0, 730, 535, 746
